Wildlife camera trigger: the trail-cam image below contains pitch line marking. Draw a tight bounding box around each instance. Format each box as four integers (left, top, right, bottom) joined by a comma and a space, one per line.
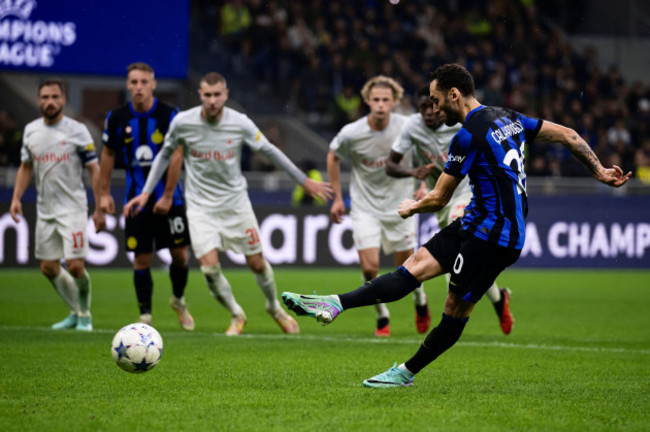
1, 325, 649, 355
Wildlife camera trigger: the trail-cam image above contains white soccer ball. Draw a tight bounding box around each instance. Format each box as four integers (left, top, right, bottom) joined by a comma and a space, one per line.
111, 323, 163, 373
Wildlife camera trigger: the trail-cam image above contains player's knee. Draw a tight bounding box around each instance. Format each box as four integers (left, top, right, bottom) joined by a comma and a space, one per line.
170, 247, 188, 267
67, 260, 85, 278
246, 255, 266, 273
40, 261, 59, 279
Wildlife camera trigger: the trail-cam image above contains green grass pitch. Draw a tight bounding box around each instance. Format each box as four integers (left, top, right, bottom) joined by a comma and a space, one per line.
1, 267, 649, 431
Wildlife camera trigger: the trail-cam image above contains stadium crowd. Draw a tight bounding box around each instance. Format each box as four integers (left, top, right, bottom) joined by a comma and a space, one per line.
195, 0, 650, 181
2, 0, 650, 183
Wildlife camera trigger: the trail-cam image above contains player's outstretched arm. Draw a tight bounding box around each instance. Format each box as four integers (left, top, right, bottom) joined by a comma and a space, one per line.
10, 162, 33, 222
536, 121, 631, 187
98, 146, 116, 215
398, 172, 461, 218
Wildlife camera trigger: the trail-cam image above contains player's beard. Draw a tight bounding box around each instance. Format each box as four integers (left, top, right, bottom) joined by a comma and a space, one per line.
41, 105, 62, 122
440, 97, 460, 126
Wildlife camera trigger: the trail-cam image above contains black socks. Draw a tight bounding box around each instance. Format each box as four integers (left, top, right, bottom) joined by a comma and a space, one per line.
338, 266, 421, 310
405, 313, 468, 374
134, 268, 153, 314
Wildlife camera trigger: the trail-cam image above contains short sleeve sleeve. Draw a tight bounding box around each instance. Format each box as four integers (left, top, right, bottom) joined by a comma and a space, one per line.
443, 128, 475, 177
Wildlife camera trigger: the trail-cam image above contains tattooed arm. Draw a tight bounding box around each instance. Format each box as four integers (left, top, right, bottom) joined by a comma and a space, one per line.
536, 121, 631, 187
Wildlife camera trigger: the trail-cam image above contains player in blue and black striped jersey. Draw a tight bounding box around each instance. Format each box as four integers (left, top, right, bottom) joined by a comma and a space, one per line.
281, 63, 630, 388
96, 63, 194, 331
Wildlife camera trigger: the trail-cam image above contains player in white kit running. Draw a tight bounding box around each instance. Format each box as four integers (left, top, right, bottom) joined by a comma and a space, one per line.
124, 72, 332, 335
387, 87, 514, 334
10, 80, 104, 332
327, 76, 430, 337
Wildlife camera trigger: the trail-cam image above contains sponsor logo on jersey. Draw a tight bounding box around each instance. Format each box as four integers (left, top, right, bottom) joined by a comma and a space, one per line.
135, 146, 154, 165
190, 148, 234, 161
125, 137, 134, 143
448, 154, 465, 164
361, 157, 387, 168
151, 129, 163, 145
32, 152, 70, 163
423, 149, 448, 162
60, 141, 66, 146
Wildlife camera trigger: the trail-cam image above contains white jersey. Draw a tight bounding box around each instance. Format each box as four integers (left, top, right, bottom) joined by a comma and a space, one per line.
330, 114, 414, 221
21, 116, 97, 219
392, 113, 470, 194
162, 106, 305, 211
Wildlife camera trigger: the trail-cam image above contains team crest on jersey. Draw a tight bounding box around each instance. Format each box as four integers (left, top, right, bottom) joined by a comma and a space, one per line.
151, 129, 163, 145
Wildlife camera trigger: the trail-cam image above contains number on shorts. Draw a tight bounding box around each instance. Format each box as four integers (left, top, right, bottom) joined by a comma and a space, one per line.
72, 231, 84, 249
245, 228, 260, 245
168, 216, 185, 235
453, 253, 464, 274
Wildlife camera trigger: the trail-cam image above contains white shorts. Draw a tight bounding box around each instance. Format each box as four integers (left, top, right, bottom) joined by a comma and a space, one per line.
435, 189, 472, 229
35, 214, 88, 261
186, 200, 262, 259
350, 210, 416, 254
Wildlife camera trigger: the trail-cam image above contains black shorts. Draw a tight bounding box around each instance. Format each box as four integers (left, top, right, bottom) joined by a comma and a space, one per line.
423, 219, 521, 303
124, 202, 190, 254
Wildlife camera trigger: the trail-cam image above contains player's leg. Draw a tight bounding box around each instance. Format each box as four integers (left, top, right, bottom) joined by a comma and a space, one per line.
364, 227, 521, 388
156, 205, 194, 330
198, 250, 246, 335
125, 206, 156, 324
168, 246, 194, 331
40, 259, 80, 329
358, 247, 390, 336
351, 212, 390, 336
66, 258, 93, 331
59, 213, 93, 331
133, 253, 154, 325
484, 283, 513, 334
245, 252, 299, 334
35, 217, 80, 329
394, 249, 430, 334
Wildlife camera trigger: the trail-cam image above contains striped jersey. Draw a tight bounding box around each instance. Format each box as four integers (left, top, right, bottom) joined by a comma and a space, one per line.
444, 105, 543, 250
102, 98, 183, 205
21, 116, 98, 219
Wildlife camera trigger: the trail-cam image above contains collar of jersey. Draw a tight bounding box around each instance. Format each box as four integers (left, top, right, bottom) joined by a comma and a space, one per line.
129, 98, 158, 117
465, 104, 486, 123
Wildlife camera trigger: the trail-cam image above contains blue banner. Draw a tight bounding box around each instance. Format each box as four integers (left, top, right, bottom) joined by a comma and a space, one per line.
0, 0, 189, 78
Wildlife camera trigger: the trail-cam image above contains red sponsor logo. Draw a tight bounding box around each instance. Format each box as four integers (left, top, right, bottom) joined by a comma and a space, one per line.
189, 148, 234, 161
423, 150, 448, 162
361, 157, 387, 168
32, 152, 70, 163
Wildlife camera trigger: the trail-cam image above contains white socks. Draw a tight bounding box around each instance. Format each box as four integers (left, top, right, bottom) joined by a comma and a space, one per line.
413, 285, 427, 306
254, 260, 281, 315
50, 269, 79, 314
484, 283, 501, 303
75, 270, 92, 317
201, 264, 245, 318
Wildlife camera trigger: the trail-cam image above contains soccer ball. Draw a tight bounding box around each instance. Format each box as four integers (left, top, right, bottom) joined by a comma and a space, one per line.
111, 323, 163, 373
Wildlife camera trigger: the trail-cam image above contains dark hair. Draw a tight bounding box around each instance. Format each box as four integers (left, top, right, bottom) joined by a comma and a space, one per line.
127, 62, 155, 76
38, 79, 65, 95
201, 72, 227, 87
429, 64, 475, 96
416, 86, 430, 99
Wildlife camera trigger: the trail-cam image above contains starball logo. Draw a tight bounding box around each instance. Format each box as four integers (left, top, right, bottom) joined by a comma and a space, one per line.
0, 0, 36, 20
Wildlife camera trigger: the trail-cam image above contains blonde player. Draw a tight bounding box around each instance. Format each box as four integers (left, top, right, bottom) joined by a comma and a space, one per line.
124, 72, 332, 335
386, 87, 514, 334
10, 80, 104, 331
327, 76, 429, 337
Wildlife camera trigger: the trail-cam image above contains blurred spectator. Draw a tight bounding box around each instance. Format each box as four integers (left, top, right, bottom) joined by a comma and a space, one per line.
635, 138, 650, 184
0, 110, 22, 167
207, 0, 650, 178
291, 159, 325, 207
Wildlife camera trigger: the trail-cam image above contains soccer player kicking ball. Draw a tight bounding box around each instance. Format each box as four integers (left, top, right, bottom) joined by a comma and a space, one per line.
125, 72, 332, 335
10, 80, 105, 332
282, 64, 630, 388
386, 87, 514, 335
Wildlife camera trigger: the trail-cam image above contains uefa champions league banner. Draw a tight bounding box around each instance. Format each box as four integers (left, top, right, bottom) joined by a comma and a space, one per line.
0, 0, 188, 77
0, 195, 649, 268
